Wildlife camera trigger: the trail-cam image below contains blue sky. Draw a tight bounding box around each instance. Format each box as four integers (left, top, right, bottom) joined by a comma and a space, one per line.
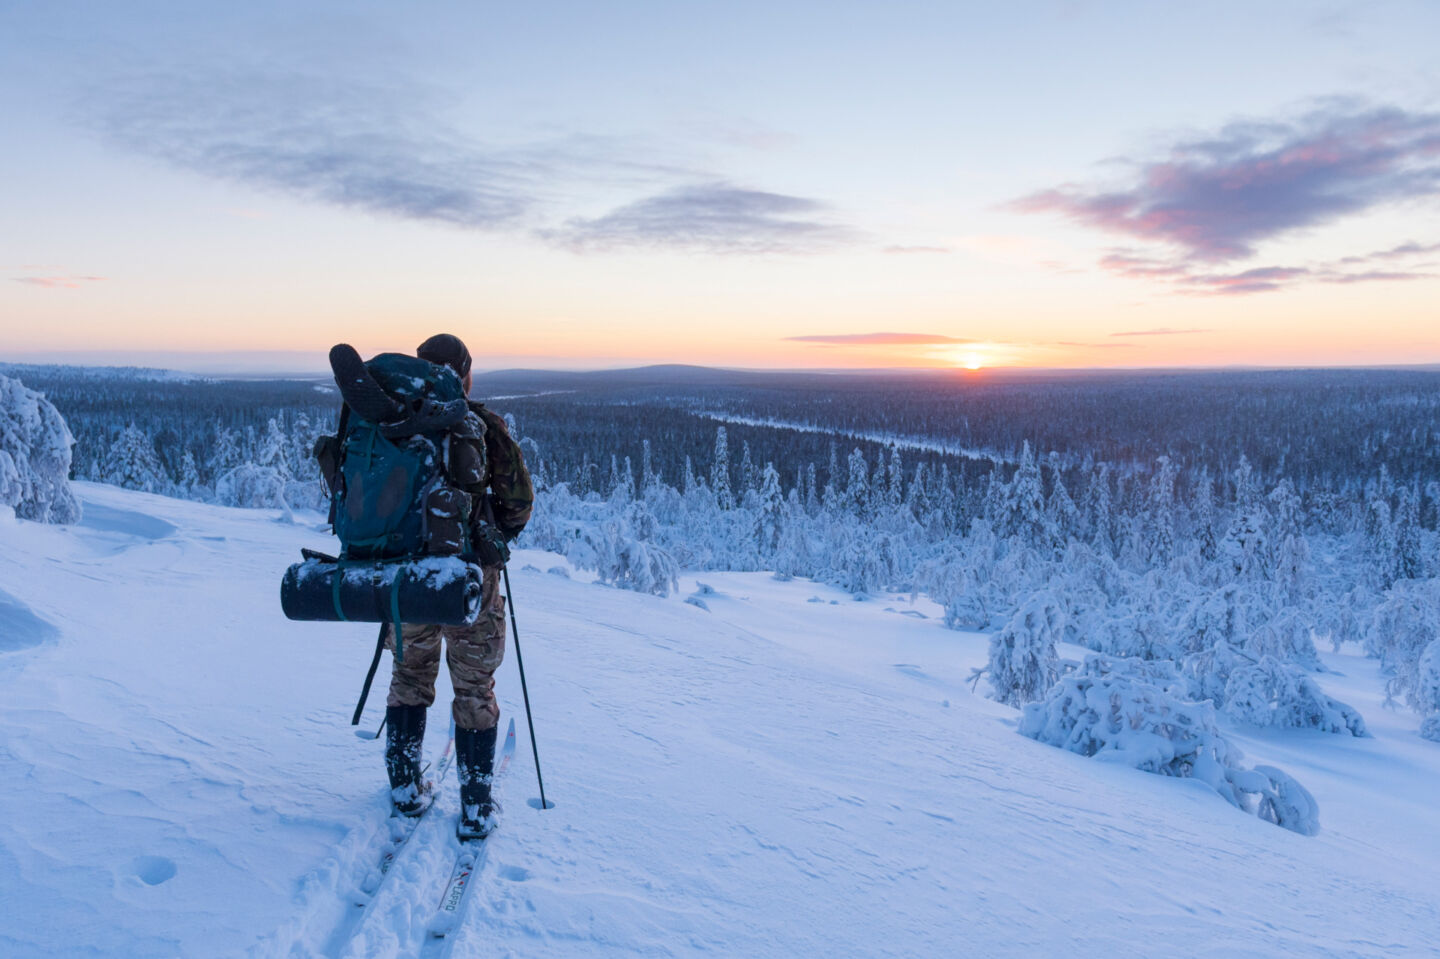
2, 0, 1438, 371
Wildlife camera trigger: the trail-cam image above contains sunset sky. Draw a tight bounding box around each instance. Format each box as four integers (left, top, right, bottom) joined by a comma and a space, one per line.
2, 1, 1438, 372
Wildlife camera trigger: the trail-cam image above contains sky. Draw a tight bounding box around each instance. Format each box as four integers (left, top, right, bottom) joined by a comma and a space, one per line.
2, 0, 1438, 373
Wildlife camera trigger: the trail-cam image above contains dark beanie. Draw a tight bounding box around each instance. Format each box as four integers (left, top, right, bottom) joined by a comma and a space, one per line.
416, 333, 472, 378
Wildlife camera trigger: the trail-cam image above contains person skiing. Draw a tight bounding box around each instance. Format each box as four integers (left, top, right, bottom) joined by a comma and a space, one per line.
383, 333, 534, 839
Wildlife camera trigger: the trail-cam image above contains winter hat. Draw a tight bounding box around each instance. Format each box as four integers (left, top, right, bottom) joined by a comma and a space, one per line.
416, 333, 472, 378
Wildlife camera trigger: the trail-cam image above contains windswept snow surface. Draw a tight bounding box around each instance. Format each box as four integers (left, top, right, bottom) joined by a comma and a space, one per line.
1, 483, 1438, 958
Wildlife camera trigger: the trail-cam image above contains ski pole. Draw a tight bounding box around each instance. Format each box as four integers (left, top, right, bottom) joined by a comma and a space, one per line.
503, 565, 550, 809
352, 623, 389, 739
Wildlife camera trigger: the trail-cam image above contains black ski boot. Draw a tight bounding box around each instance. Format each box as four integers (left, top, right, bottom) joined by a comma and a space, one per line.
456, 724, 499, 841
385, 704, 429, 817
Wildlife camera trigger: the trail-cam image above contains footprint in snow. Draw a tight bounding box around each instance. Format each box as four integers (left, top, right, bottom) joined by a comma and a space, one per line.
132, 855, 177, 886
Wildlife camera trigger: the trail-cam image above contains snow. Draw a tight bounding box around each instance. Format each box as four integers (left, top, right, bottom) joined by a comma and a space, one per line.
696, 410, 1017, 466
2, 483, 1439, 957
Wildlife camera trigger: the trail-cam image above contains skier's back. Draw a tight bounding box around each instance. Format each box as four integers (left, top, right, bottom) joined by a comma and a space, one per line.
356, 333, 533, 838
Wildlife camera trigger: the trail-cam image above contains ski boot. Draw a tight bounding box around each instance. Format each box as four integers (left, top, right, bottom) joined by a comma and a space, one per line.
385, 704, 430, 817
456, 724, 499, 841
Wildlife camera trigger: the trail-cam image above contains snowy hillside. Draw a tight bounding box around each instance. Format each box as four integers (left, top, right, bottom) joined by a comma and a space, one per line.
2, 484, 1438, 958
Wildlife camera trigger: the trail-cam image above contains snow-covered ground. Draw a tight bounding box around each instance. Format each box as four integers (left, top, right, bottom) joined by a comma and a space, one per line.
2, 483, 1438, 958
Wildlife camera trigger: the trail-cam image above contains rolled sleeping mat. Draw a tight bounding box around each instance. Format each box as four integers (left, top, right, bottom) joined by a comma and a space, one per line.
281, 556, 483, 626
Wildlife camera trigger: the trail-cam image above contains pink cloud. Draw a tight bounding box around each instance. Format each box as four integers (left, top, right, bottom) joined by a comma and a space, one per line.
787, 332, 972, 345
1109, 327, 1215, 336
14, 275, 107, 289
1013, 103, 1440, 295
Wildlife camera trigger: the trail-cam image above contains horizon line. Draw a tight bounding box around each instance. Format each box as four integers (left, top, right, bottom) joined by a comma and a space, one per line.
4, 352, 1440, 379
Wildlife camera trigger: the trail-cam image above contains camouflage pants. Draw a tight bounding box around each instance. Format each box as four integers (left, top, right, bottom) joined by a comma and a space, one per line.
385, 566, 506, 731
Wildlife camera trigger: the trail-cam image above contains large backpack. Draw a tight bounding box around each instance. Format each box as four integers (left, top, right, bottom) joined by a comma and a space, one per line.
326, 348, 485, 562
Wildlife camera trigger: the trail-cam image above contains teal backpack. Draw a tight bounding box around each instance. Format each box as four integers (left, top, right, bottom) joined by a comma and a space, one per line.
331, 351, 477, 561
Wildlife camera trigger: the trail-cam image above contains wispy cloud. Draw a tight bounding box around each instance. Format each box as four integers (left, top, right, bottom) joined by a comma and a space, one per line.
1057, 341, 1137, 349
1324, 269, 1430, 284
1109, 327, 1213, 337
1014, 102, 1440, 294
883, 245, 950, 254
1099, 247, 1435, 295
85, 72, 535, 229
1337, 240, 1440, 264
1097, 252, 1188, 279
80, 70, 856, 255
14, 275, 107, 289
546, 184, 856, 254
787, 332, 972, 345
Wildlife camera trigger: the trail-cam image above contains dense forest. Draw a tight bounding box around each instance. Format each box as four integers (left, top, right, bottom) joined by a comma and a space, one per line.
5, 361, 1439, 772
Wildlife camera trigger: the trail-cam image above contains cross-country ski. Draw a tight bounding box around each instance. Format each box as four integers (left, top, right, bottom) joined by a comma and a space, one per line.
419, 719, 517, 958
321, 724, 457, 957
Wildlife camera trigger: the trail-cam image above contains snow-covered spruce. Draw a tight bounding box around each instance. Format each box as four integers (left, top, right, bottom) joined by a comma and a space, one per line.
1366, 578, 1440, 726
1222, 655, 1368, 736
987, 590, 1064, 707
0, 374, 80, 524
533, 497, 680, 598
1019, 654, 1321, 835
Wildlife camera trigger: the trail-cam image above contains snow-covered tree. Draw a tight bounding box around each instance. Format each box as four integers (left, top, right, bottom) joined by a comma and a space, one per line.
1416, 640, 1440, 742
845, 447, 869, 517
1020, 654, 1320, 835
711, 427, 734, 510
1222, 656, 1367, 736
102, 425, 168, 494
755, 462, 784, 555
1366, 579, 1440, 726
988, 590, 1064, 707
214, 463, 287, 512
0, 374, 81, 523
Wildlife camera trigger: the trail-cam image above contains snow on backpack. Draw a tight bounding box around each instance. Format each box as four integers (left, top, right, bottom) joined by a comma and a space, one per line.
328, 349, 484, 561
281, 345, 489, 692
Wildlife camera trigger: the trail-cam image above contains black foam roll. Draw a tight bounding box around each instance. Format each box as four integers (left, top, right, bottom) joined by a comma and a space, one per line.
281, 557, 482, 625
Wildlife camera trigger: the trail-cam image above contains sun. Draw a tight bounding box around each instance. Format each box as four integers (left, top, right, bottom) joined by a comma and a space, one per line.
961, 352, 984, 370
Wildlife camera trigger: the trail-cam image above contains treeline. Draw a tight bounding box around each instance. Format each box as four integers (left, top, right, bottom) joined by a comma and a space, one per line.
4, 367, 338, 503
488, 367, 1440, 498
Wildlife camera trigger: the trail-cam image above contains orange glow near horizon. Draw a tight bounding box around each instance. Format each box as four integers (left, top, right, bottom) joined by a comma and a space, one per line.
4, 263, 1439, 372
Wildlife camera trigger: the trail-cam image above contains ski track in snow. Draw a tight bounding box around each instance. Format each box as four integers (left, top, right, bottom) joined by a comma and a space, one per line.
1, 482, 1438, 958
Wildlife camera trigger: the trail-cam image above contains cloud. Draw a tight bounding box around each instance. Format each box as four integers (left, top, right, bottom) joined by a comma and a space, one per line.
14, 275, 106, 289
1323, 269, 1430, 284
1097, 243, 1435, 296
883, 245, 951, 254
1013, 103, 1440, 263
1097, 252, 1189, 279
1056, 341, 1137, 349
1109, 327, 1214, 336
83, 72, 538, 229
545, 184, 857, 254
1173, 263, 1431, 295
1338, 240, 1440, 264
786, 332, 973, 345
81, 70, 855, 255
